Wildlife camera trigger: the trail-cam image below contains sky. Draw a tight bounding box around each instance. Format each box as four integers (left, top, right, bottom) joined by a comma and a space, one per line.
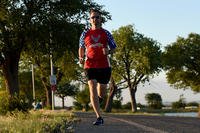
57, 0, 200, 106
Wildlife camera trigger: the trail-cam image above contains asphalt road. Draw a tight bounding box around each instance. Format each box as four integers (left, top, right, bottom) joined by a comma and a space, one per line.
74, 112, 200, 133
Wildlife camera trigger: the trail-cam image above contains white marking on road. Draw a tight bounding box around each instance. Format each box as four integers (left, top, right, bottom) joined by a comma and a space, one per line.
109, 117, 169, 133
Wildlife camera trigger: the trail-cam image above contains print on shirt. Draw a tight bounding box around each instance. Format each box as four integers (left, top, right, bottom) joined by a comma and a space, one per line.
91, 35, 100, 43
89, 35, 103, 48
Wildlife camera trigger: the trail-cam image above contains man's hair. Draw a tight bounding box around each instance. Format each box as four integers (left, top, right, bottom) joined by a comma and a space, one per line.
89, 8, 101, 15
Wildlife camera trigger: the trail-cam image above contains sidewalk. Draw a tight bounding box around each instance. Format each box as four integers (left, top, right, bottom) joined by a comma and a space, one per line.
74, 112, 152, 133
74, 112, 200, 133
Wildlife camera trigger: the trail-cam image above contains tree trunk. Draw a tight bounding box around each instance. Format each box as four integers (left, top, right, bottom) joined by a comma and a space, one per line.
46, 87, 52, 108
41, 77, 52, 108
2, 51, 20, 96
105, 77, 117, 112
129, 87, 137, 112
62, 97, 65, 109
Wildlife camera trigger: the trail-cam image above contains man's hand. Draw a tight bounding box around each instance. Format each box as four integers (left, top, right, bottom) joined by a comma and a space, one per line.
79, 57, 84, 64
103, 48, 114, 55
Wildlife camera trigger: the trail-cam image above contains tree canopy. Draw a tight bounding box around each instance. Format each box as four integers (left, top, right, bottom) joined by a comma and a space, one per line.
0, 0, 110, 109
163, 33, 200, 92
112, 25, 162, 112
145, 93, 162, 109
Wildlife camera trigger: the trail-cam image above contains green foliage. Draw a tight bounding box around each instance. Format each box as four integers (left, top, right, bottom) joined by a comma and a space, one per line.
122, 102, 146, 110
18, 69, 45, 103
73, 87, 90, 111
163, 33, 200, 92
137, 103, 146, 109
186, 102, 199, 107
111, 25, 162, 112
122, 102, 131, 109
145, 93, 163, 109
0, 91, 30, 115
0, 0, 110, 100
56, 83, 78, 98
112, 25, 162, 83
0, 76, 6, 91
172, 94, 186, 109
172, 101, 186, 109
112, 100, 122, 109
0, 110, 77, 133
73, 101, 83, 110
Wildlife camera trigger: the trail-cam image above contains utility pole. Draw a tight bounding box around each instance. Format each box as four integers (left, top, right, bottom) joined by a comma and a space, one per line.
50, 53, 55, 110
32, 64, 35, 101
49, 1, 56, 110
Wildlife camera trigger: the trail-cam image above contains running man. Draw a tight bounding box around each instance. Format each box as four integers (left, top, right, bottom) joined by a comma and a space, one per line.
79, 8, 117, 125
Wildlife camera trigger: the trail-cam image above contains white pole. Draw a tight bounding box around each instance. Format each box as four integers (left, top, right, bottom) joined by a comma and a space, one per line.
50, 54, 55, 110
32, 64, 35, 101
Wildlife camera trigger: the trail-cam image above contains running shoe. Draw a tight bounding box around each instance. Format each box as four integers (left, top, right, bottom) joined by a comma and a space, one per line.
93, 117, 104, 125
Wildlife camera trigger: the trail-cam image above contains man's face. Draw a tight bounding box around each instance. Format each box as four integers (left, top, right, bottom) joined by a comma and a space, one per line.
90, 12, 101, 27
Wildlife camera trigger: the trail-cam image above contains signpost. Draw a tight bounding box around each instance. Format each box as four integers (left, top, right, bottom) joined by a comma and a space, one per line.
50, 54, 56, 110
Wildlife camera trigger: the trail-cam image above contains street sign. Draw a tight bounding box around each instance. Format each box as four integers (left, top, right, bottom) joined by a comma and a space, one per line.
51, 85, 57, 91
50, 75, 56, 85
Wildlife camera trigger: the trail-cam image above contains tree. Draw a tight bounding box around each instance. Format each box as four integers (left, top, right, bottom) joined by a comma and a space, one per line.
163, 33, 200, 92
0, 0, 7, 21
112, 25, 162, 112
172, 94, 186, 109
74, 87, 90, 111
104, 77, 117, 112
0, 0, 110, 106
104, 76, 123, 112
55, 83, 78, 109
145, 93, 162, 109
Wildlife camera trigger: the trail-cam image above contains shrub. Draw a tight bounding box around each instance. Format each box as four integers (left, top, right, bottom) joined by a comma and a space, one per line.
187, 102, 199, 107
0, 92, 29, 115
112, 100, 122, 109
73, 101, 83, 110
172, 94, 186, 109
122, 102, 131, 109
172, 101, 186, 109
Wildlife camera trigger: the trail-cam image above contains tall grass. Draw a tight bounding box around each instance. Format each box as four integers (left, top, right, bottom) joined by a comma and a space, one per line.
0, 110, 78, 133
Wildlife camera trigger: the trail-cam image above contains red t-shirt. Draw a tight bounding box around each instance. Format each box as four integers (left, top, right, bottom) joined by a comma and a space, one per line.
79, 28, 116, 68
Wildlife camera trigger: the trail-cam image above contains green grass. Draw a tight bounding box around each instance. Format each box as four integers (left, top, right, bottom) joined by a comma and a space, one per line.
0, 110, 79, 133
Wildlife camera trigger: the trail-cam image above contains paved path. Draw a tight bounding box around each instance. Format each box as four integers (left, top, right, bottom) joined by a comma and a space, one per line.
74, 112, 200, 133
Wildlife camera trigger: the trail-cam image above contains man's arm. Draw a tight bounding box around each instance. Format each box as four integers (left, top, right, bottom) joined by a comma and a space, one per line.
104, 29, 117, 53
79, 47, 85, 64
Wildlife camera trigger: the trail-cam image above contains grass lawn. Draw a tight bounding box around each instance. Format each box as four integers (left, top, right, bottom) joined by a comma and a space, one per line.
0, 109, 79, 133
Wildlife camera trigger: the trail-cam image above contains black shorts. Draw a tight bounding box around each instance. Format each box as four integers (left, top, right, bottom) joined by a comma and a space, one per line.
84, 68, 111, 84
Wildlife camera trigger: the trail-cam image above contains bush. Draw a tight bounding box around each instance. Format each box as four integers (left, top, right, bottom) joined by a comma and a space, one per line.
112, 100, 122, 109
73, 101, 83, 110
187, 102, 199, 107
122, 102, 131, 109
0, 92, 29, 115
172, 101, 186, 109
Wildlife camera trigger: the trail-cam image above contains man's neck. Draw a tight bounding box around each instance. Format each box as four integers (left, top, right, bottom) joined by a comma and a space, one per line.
91, 25, 101, 30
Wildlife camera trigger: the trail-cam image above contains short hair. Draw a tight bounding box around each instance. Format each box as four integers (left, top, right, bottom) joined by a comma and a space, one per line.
89, 8, 101, 15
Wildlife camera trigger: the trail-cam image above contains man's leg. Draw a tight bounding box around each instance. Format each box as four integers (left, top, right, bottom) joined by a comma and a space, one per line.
88, 80, 101, 118
97, 83, 107, 101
